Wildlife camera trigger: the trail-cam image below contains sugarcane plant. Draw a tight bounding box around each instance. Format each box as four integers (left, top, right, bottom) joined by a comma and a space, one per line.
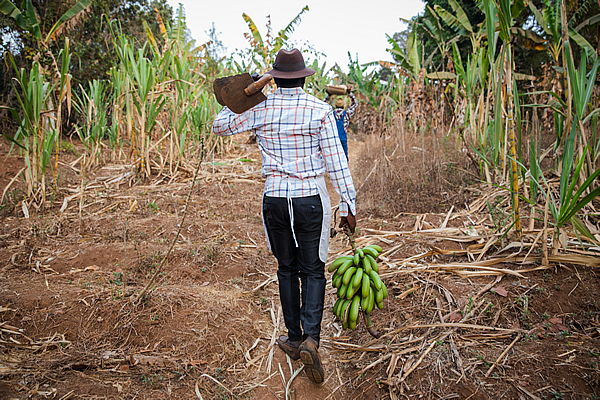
4, 55, 57, 203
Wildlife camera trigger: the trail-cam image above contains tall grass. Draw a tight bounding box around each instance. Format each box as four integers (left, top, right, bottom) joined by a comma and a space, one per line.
343, 0, 599, 244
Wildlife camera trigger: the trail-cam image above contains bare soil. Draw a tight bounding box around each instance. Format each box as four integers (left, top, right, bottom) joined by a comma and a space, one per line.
1, 135, 599, 400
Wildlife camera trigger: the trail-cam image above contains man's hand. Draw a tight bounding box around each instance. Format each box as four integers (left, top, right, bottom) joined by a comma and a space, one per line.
339, 212, 356, 234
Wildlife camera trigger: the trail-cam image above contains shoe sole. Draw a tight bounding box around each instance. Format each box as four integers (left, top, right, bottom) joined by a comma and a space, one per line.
300, 347, 324, 384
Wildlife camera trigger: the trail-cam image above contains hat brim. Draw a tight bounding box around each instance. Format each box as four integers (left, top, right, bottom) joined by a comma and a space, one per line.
266, 67, 316, 79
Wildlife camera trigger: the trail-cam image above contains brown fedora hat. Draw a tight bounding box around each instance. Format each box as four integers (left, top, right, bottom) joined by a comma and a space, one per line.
266, 48, 315, 79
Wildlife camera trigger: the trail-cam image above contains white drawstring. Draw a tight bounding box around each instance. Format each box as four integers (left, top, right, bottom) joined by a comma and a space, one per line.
287, 196, 299, 248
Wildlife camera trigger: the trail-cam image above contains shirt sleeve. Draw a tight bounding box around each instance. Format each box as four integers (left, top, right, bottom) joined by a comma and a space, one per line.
319, 109, 357, 217
345, 92, 358, 120
211, 106, 253, 136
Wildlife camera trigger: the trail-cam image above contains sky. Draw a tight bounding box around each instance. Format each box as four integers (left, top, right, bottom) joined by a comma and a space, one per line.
165, 0, 425, 72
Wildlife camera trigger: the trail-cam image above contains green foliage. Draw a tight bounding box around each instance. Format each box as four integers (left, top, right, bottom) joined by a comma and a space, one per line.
6, 54, 57, 196
73, 79, 112, 156
235, 5, 310, 73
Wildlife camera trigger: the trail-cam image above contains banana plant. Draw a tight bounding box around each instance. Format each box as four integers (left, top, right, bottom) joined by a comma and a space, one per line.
0, 0, 91, 45
305, 59, 331, 100
240, 5, 309, 73
434, 0, 483, 52
386, 22, 421, 79
420, 7, 460, 69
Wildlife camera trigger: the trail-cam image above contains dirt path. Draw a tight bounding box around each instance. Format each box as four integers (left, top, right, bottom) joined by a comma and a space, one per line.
1, 136, 599, 399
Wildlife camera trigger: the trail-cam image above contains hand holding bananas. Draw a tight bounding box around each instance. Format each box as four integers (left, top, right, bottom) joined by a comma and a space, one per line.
329, 244, 387, 335
339, 211, 356, 234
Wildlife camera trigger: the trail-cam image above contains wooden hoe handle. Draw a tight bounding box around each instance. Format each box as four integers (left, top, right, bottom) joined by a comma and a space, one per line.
244, 74, 273, 96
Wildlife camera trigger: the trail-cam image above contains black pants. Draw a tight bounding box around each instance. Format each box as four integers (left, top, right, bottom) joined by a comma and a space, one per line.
262, 195, 326, 344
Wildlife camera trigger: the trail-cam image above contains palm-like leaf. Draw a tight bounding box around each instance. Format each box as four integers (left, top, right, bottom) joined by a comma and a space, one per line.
448, 0, 473, 34
274, 5, 309, 53
386, 34, 413, 74
242, 13, 264, 50
568, 26, 597, 58
0, 0, 26, 29
24, 0, 41, 40
574, 13, 600, 32
434, 5, 461, 32
45, 0, 91, 43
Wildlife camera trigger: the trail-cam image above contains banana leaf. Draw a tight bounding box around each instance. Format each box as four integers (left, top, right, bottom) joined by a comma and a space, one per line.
427, 71, 456, 80
448, 0, 473, 34
273, 5, 309, 53
24, 0, 40, 40
242, 13, 263, 50
434, 5, 461, 32
575, 13, 600, 32
45, 0, 91, 43
0, 0, 26, 29
568, 26, 597, 59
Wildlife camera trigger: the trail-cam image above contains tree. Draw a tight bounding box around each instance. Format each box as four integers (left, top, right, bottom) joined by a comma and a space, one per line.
416, 0, 485, 69
232, 5, 310, 73
1, 0, 175, 101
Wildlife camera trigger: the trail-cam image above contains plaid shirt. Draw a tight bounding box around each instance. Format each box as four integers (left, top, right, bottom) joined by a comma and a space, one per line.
212, 87, 356, 217
324, 92, 357, 130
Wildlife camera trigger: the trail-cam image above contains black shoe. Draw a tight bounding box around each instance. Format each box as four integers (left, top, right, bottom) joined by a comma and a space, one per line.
299, 337, 325, 384
276, 336, 301, 360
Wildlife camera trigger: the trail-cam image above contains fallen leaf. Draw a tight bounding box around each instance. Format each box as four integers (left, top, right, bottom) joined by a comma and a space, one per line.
492, 286, 508, 297
549, 317, 568, 333
447, 311, 461, 323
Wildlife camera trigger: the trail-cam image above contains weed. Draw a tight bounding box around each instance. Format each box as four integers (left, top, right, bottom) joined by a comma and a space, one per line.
487, 196, 512, 233
141, 374, 161, 386
543, 273, 551, 282
551, 391, 564, 399
483, 300, 494, 314
466, 296, 475, 315
542, 312, 550, 320
514, 295, 529, 317
202, 244, 220, 265
524, 333, 538, 341
148, 201, 159, 213
558, 330, 571, 339
228, 277, 242, 285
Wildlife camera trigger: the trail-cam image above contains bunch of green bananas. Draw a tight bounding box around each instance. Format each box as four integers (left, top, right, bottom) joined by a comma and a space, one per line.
329, 244, 387, 331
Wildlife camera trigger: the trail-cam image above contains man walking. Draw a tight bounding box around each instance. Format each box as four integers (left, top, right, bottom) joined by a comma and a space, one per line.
212, 48, 356, 384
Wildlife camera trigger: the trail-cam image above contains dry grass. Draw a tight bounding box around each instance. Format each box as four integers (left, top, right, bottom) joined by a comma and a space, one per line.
354, 126, 478, 216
